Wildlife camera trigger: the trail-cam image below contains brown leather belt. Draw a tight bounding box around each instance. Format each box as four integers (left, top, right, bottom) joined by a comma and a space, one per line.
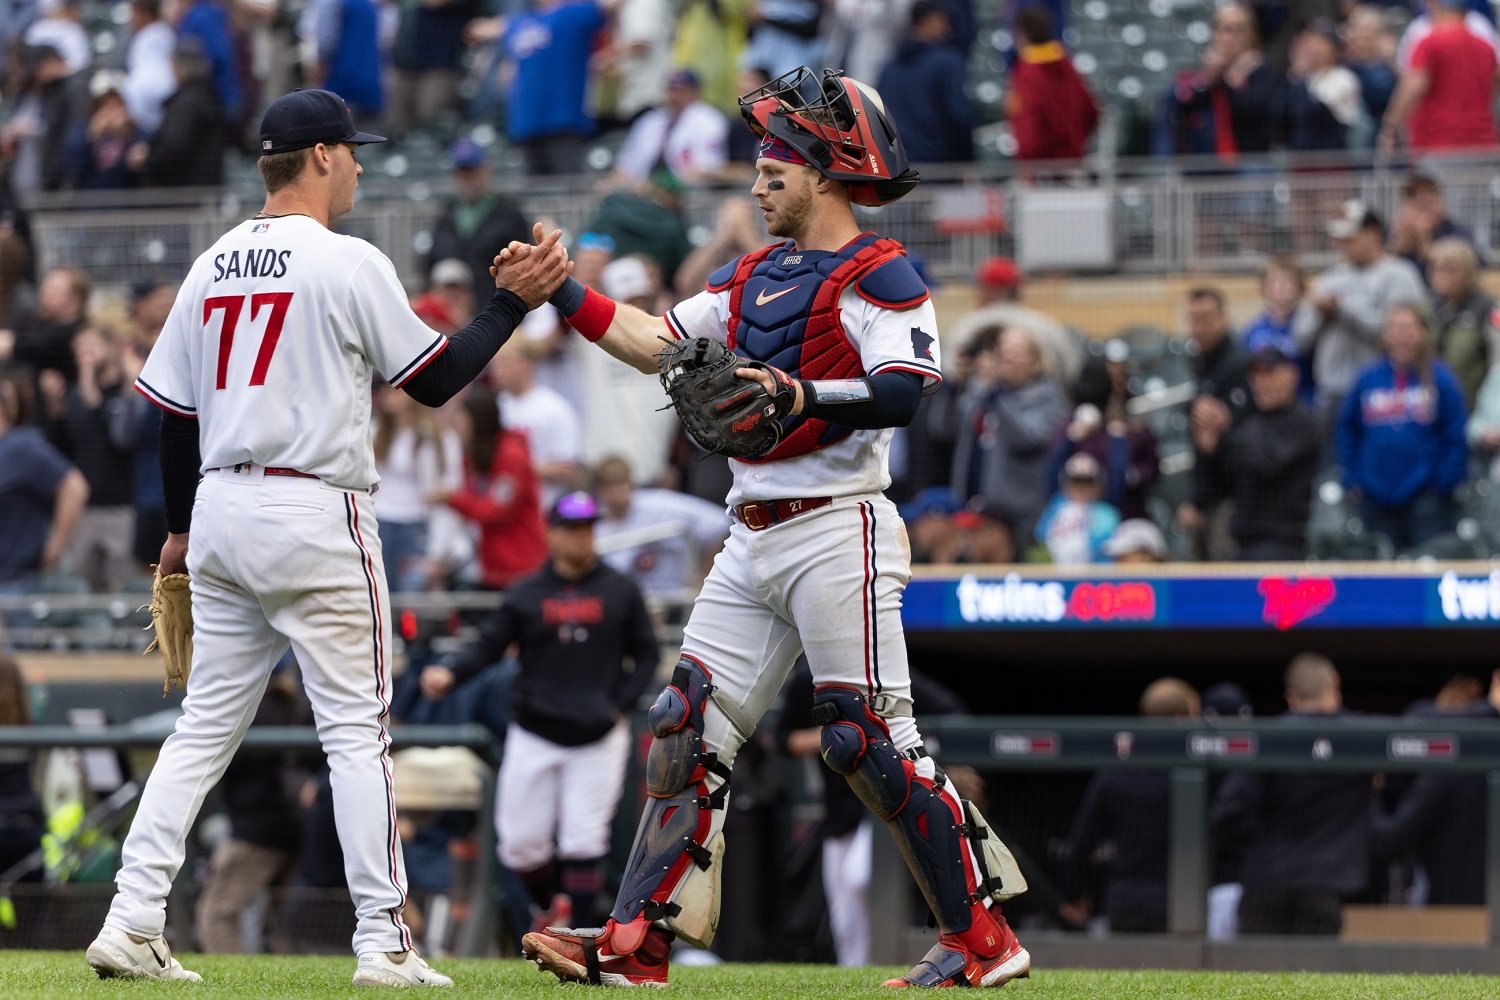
732, 496, 833, 531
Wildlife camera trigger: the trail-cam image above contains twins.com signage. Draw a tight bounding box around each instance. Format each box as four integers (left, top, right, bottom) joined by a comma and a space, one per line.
902, 569, 1500, 631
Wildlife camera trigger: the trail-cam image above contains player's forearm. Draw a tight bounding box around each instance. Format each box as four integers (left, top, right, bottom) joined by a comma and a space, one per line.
160, 410, 201, 534
403, 289, 529, 406
798, 370, 924, 429
549, 276, 665, 373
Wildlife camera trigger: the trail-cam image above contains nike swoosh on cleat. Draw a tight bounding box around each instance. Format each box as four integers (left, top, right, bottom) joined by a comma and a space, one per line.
147, 942, 167, 969
755, 286, 799, 306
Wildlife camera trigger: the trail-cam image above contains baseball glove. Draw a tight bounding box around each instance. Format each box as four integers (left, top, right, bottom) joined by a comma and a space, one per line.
143, 566, 193, 696
657, 337, 797, 458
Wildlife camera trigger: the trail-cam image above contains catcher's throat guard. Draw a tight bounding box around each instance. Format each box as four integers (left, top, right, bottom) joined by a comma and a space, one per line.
610, 656, 729, 947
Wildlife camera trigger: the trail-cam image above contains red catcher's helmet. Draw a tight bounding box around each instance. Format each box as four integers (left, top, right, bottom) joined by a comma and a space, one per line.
739, 67, 921, 207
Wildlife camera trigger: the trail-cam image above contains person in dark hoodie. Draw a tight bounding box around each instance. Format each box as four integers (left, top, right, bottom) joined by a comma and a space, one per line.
1336, 302, 1467, 552
1175, 286, 1250, 558
425, 139, 530, 305
1061, 677, 1200, 933
1194, 342, 1321, 561
875, 1, 974, 164
1370, 674, 1491, 908
128, 39, 227, 187
1006, 5, 1099, 162
1212, 654, 1372, 936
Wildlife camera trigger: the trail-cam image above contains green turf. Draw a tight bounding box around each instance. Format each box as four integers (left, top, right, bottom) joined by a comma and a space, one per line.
3, 952, 1500, 999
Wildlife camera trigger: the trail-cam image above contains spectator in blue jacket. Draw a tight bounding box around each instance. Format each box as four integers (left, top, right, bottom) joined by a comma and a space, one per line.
299, 0, 383, 117
172, 0, 239, 118
495, 0, 608, 176
1336, 302, 1468, 551
876, 1, 974, 164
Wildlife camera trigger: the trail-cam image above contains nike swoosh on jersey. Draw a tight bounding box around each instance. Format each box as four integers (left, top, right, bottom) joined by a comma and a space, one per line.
755, 286, 800, 307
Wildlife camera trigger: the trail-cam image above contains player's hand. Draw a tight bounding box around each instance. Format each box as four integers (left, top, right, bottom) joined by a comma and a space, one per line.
157, 532, 189, 577
494, 225, 569, 308
420, 664, 456, 700
735, 364, 804, 415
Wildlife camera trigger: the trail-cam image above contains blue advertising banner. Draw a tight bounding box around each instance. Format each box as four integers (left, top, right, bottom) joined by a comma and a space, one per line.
902, 567, 1500, 632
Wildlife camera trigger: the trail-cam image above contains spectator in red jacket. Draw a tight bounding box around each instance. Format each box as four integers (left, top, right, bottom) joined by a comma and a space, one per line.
438, 388, 547, 590
1380, 0, 1498, 153
1006, 6, 1098, 161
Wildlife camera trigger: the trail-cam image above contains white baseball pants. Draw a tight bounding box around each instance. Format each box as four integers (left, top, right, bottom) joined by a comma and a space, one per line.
496, 721, 631, 871
685, 493, 922, 767
106, 472, 414, 955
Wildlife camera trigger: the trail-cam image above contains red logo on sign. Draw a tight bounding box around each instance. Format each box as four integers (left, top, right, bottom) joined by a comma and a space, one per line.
1067, 581, 1157, 622
1258, 576, 1336, 630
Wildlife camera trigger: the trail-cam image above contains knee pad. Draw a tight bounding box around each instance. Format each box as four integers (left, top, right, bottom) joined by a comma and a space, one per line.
813, 684, 1013, 936
610, 656, 730, 948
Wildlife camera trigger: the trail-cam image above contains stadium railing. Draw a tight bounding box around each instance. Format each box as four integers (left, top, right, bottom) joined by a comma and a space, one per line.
22, 151, 1497, 289
5, 715, 1499, 967
879, 715, 1500, 974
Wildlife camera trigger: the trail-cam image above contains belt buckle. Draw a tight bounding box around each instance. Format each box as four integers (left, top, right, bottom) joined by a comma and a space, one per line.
740, 503, 771, 531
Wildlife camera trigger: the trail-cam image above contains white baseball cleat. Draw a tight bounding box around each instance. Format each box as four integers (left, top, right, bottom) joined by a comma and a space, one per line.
352, 950, 454, 988
86, 925, 202, 981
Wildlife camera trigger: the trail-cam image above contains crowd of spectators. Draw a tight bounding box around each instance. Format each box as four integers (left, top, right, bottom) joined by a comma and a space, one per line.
3, 171, 1500, 613
4, 0, 1498, 209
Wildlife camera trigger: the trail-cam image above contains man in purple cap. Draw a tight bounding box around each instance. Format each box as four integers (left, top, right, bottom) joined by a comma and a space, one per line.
86, 88, 569, 988
419, 491, 659, 935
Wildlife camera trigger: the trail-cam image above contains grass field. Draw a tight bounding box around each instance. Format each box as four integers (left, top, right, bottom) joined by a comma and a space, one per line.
5, 952, 1500, 1000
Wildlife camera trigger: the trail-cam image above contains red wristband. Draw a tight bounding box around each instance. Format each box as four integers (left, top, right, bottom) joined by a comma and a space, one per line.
566, 286, 617, 343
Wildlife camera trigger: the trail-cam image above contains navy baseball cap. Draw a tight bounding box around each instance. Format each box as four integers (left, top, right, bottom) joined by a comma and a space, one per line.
550, 491, 601, 526
450, 137, 485, 169
259, 89, 386, 155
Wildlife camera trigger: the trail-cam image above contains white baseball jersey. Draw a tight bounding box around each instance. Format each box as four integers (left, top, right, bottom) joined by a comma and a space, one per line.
136, 215, 447, 489
666, 285, 941, 505
595, 487, 731, 600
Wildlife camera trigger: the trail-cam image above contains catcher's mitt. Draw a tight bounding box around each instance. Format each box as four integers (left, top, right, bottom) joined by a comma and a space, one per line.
144, 566, 193, 696
657, 337, 797, 458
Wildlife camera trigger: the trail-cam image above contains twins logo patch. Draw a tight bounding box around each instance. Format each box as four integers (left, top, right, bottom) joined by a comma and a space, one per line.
910, 326, 935, 361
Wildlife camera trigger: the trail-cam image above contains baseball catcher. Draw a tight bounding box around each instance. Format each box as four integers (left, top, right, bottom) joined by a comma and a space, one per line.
143, 567, 192, 696
518, 65, 1032, 991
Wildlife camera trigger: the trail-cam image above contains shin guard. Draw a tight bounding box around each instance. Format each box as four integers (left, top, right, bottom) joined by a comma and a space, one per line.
609, 656, 729, 948
814, 684, 1005, 948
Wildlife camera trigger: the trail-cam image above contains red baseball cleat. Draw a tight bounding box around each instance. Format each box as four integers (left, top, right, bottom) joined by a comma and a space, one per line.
522, 918, 672, 988
883, 917, 1030, 989
529, 893, 573, 936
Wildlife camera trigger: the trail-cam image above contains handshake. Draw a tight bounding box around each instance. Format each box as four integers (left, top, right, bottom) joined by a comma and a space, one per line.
490, 222, 575, 309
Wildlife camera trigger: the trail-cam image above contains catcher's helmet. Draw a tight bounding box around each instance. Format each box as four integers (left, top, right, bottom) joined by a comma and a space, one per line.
739, 67, 921, 207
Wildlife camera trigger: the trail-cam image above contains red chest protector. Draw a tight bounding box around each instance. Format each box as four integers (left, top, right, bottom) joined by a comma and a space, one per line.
716, 233, 912, 463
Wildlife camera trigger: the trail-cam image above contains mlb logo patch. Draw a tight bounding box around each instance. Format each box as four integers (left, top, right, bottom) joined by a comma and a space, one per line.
252, 223, 271, 233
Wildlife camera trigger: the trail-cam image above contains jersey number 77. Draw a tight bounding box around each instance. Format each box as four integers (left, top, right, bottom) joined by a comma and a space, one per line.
204, 291, 294, 389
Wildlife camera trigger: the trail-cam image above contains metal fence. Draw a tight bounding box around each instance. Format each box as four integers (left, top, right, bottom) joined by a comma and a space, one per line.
26, 156, 1500, 298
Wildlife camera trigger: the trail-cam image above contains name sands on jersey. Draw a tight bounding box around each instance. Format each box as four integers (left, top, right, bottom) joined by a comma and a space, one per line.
213, 248, 293, 282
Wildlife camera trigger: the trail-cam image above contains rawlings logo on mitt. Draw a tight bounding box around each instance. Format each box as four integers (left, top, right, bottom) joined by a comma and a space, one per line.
657, 337, 797, 459
143, 566, 193, 696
